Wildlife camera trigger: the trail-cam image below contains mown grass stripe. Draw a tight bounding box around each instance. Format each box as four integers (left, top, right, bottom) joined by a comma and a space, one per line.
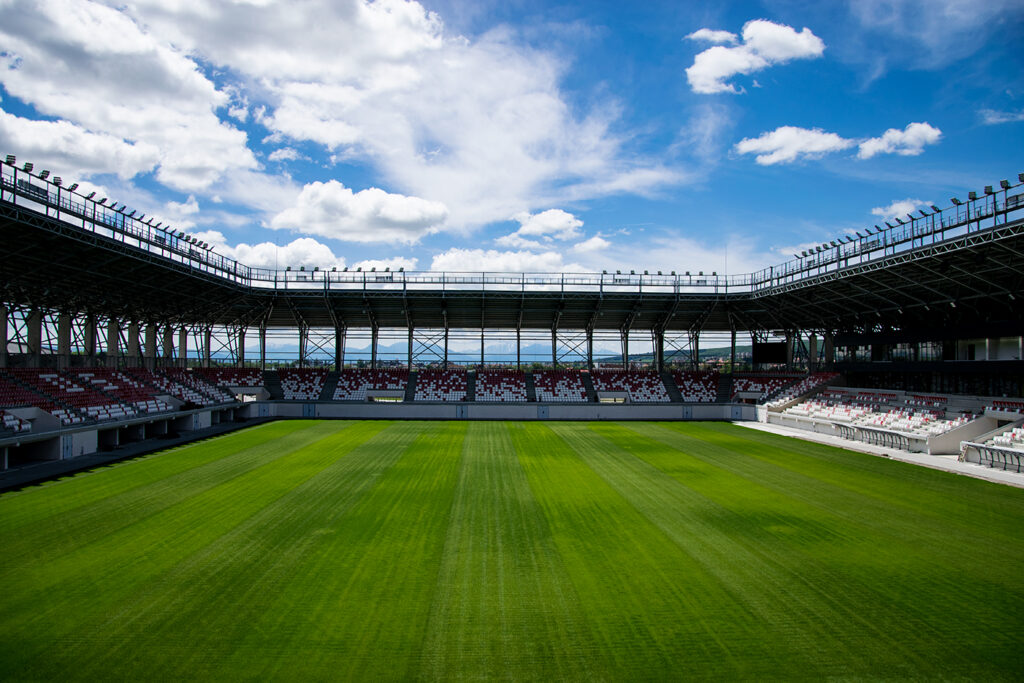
418, 421, 594, 681
0, 420, 330, 572
512, 422, 769, 679
593, 421, 1024, 679
0, 420, 379, 678
211, 421, 467, 681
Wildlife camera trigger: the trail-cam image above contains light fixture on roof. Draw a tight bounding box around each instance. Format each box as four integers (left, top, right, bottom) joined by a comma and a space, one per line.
906, 214, 915, 222
950, 197, 962, 205
98, 198, 107, 204
154, 222, 162, 229
670, 270, 676, 276
23, 162, 33, 172
86, 191, 96, 199
800, 251, 807, 257
399, 267, 404, 272
38, 169, 49, 180
984, 185, 994, 195
1018, 173, 1024, 183
830, 241, 837, 247
68, 183, 78, 192
53, 176, 62, 186
1000, 179, 1010, 190
968, 191, 978, 200
918, 209, 928, 217
4, 155, 14, 165
177, 231, 185, 238
884, 222, 894, 228
343, 266, 348, 271
127, 210, 136, 217
930, 205, 940, 212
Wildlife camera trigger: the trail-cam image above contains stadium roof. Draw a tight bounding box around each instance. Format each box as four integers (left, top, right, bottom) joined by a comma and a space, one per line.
2, 162, 1022, 339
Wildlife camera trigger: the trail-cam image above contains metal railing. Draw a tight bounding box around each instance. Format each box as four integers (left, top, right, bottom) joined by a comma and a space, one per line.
3, 158, 1022, 297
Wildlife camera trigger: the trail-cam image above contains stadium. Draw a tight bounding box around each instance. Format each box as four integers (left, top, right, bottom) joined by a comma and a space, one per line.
2, 156, 1024, 678
2, 1, 1024, 679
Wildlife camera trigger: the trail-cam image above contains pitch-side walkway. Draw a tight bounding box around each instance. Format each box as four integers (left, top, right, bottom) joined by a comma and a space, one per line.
737, 421, 1024, 489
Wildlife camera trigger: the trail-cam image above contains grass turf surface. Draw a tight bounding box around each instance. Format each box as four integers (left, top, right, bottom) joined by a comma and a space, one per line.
1, 420, 1023, 680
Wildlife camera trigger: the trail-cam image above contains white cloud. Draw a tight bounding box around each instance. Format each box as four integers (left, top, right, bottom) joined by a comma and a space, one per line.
857, 122, 942, 159
494, 233, 546, 250
734, 126, 855, 165
110, 0, 680, 228
193, 230, 346, 269
430, 248, 585, 273
511, 209, 583, 240
270, 180, 449, 244
0, 109, 160, 179
166, 195, 199, 216
0, 0, 257, 192
685, 28, 738, 44
267, 147, 305, 162
572, 236, 610, 253
978, 109, 1024, 125
871, 198, 931, 221
685, 20, 825, 94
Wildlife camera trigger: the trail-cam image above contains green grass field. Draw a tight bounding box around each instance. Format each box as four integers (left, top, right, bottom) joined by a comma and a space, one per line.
2, 420, 1023, 680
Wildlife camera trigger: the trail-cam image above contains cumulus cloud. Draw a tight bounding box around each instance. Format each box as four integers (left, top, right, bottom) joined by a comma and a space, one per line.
871, 198, 931, 221
512, 209, 583, 240
267, 147, 306, 162
109, 0, 681, 228
193, 230, 347, 269
0, 109, 160, 179
572, 236, 610, 253
270, 180, 449, 244
857, 122, 942, 159
0, 0, 257, 192
685, 20, 825, 94
685, 28, 738, 44
352, 257, 419, 271
430, 248, 585, 273
978, 109, 1024, 125
734, 126, 855, 165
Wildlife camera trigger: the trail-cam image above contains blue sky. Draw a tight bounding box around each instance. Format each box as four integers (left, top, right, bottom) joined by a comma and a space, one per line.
1, 0, 1022, 277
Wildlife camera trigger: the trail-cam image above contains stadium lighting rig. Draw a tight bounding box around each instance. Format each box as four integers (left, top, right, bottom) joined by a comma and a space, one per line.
4, 154, 14, 165
38, 170, 49, 180
23, 162, 33, 172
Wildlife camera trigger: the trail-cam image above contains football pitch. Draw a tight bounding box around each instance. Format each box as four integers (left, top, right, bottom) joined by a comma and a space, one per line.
1, 420, 1022, 680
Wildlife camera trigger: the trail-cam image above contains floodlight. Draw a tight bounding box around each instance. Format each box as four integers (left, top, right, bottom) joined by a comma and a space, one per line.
885, 222, 894, 228
399, 267, 404, 272
343, 267, 348, 271
685, 271, 690, 276
127, 210, 136, 217
356, 267, 362, 272
1000, 179, 1010, 189
332, 267, 337, 272
1018, 173, 1024, 183
895, 218, 904, 225
602, 270, 607, 274
984, 185, 994, 195
616, 270, 621, 274
950, 301, 956, 308
286, 266, 292, 271
177, 231, 185, 237
630, 270, 636, 275
670, 271, 675, 276
4, 155, 14, 165
23, 162, 33, 172
657, 271, 662, 275
968, 191, 977, 200
38, 169, 49, 180
98, 198, 107, 204
53, 176, 61, 186
299, 266, 305, 271
800, 251, 807, 257
930, 205, 940, 212
154, 222, 162, 229
830, 241, 837, 247
906, 214, 915, 221
793, 254, 800, 259
385, 267, 390, 272
643, 270, 649, 275
918, 209, 928, 217
950, 197, 962, 205
86, 191, 96, 199
314, 266, 319, 271
68, 183, 78, 192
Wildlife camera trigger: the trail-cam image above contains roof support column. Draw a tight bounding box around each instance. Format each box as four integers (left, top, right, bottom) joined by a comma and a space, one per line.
785, 332, 794, 371
480, 328, 485, 367
516, 327, 521, 370
0, 304, 8, 368
297, 324, 308, 369
730, 328, 737, 373
57, 311, 71, 369
178, 326, 188, 368
202, 326, 212, 368
551, 329, 557, 369
370, 324, 379, 370
145, 323, 157, 370
258, 324, 266, 371
824, 332, 834, 368
620, 331, 629, 369
808, 333, 818, 373
690, 331, 700, 370
26, 308, 42, 368
236, 327, 246, 368
83, 315, 97, 363
586, 328, 594, 371
443, 327, 449, 370
162, 325, 174, 368
334, 324, 346, 371
127, 322, 141, 368
653, 329, 664, 373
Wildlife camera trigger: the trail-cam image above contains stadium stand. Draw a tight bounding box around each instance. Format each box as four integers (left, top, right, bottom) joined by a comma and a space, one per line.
414, 369, 467, 402
474, 369, 527, 402
70, 368, 174, 414
1, 410, 31, 434
764, 372, 840, 407
332, 368, 409, 400
533, 370, 587, 402
986, 400, 1024, 415
671, 370, 719, 403
988, 426, 1024, 450
278, 369, 328, 400
133, 368, 232, 406
5, 368, 131, 423
194, 367, 264, 388
731, 373, 802, 402
591, 370, 669, 402
782, 387, 977, 437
